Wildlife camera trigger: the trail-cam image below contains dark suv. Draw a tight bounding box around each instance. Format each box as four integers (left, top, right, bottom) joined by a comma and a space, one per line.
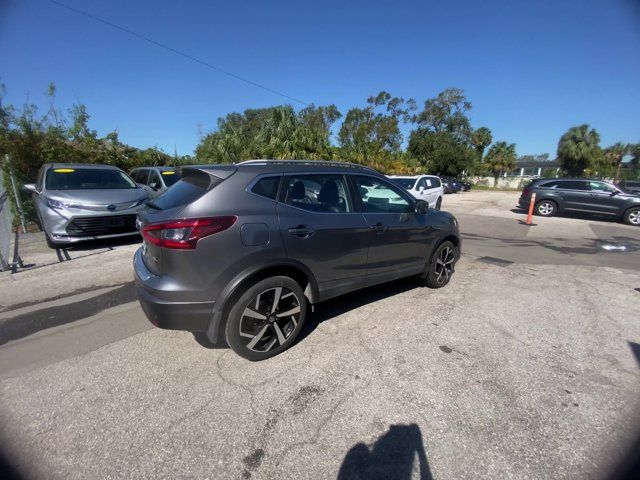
134, 160, 461, 360
519, 178, 640, 225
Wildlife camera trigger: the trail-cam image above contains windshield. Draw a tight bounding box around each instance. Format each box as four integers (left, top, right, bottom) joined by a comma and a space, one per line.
45, 168, 137, 190
161, 170, 181, 187
392, 178, 416, 189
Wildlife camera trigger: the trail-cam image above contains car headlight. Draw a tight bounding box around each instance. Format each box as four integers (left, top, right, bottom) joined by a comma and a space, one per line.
46, 198, 70, 209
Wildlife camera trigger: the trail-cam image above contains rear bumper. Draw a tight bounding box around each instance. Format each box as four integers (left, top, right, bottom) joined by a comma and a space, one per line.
133, 248, 214, 332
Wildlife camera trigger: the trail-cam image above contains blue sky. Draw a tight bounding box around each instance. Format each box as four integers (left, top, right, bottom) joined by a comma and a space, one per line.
1, 0, 639, 157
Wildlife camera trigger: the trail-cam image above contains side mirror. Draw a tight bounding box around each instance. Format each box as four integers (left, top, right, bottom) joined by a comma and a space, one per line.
415, 200, 429, 214
610, 190, 619, 196
149, 182, 159, 191
23, 184, 37, 193
418, 186, 425, 193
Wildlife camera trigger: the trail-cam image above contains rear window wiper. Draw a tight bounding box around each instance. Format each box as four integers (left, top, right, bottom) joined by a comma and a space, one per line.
144, 199, 162, 210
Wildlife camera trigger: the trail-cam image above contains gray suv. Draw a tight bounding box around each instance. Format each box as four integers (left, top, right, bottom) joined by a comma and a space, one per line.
134, 160, 461, 360
519, 178, 640, 225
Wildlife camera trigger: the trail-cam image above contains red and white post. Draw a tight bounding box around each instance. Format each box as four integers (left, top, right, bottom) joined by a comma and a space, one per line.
526, 192, 537, 225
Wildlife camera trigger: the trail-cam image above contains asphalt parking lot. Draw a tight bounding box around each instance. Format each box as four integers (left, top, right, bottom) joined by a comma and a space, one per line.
1, 190, 639, 479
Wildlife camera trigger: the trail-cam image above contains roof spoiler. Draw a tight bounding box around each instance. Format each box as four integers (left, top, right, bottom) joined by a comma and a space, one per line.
180, 165, 238, 180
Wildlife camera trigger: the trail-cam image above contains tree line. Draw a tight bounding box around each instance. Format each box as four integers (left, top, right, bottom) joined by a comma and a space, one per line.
1, 83, 638, 194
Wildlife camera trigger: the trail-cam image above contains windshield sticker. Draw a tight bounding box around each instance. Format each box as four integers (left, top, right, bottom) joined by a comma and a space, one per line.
53, 168, 75, 173
162, 171, 176, 175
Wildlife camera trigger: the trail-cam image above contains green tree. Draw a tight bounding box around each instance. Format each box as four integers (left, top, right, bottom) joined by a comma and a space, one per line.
557, 125, 602, 177
484, 141, 517, 187
408, 88, 476, 175
407, 129, 476, 176
338, 91, 415, 156
413, 88, 472, 140
470, 127, 492, 160
196, 104, 341, 163
604, 142, 628, 183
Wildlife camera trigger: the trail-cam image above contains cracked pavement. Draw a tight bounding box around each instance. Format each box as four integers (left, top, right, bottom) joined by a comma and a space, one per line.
1, 191, 640, 479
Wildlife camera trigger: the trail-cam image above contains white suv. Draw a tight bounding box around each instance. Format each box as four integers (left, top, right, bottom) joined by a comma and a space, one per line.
389, 175, 444, 210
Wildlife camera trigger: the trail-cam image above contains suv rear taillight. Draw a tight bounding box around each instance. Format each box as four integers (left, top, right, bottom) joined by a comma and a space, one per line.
142, 216, 237, 249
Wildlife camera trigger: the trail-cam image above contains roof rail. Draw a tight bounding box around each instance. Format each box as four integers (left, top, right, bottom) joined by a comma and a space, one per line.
235, 159, 375, 170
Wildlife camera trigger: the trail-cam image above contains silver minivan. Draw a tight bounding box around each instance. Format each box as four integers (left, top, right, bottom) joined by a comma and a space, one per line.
24, 163, 148, 247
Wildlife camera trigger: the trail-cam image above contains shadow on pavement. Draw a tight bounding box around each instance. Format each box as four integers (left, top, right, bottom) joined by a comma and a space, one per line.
463, 231, 640, 255
297, 276, 420, 345
337, 424, 432, 480
194, 277, 421, 350
630, 342, 640, 367
509, 208, 625, 225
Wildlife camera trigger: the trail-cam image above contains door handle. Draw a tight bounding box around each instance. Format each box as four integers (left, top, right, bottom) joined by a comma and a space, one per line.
288, 225, 315, 238
370, 222, 387, 234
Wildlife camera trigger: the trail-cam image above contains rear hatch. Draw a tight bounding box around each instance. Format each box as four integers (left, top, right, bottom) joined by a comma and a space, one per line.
137, 166, 236, 275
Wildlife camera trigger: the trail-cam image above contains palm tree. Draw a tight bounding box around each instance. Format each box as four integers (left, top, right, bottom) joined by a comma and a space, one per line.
557, 125, 602, 176
604, 142, 628, 183
470, 127, 492, 160
484, 142, 517, 187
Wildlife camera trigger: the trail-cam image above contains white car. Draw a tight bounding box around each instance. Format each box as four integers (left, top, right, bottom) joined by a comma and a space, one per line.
389, 175, 444, 210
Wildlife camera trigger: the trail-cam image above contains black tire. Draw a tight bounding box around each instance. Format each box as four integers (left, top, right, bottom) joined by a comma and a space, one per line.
423, 241, 457, 288
623, 207, 640, 226
225, 276, 307, 361
435, 197, 442, 210
535, 199, 557, 217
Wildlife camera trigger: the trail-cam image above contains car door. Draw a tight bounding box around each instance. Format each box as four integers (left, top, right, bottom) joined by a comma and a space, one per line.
422, 177, 440, 206
555, 180, 591, 211
586, 181, 628, 215
351, 175, 438, 284
276, 173, 370, 301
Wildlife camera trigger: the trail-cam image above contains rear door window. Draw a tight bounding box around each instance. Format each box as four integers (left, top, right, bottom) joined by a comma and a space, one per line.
251, 176, 281, 200
283, 174, 352, 213
148, 171, 162, 189
556, 180, 589, 191
133, 169, 150, 185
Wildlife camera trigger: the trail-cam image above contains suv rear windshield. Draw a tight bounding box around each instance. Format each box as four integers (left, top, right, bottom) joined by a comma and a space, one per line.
46, 168, 136, 190
151, 170, 213, 210
392, 178, 417, 189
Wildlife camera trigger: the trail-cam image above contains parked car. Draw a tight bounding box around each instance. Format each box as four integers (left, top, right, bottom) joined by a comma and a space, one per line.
617, 179, 640, 195
441, 177, 462, 194
134, 160, 461, 361
23, 164, 149, 247
518, 178, 640, 225
458, 179, 472, 191
130, 166, 181, 196
389, 175, 444, 210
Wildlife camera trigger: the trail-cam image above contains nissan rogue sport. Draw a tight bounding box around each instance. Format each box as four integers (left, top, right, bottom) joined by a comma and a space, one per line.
134, 160, 461, 360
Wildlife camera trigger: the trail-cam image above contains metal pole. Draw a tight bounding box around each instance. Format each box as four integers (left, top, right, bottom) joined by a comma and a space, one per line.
6, 155, 26, 234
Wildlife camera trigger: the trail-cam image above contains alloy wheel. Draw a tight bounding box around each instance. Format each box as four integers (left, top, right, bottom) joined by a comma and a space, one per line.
434, 246, 455, 284
239, 287, 302, 352
538, 202, 554, 215
629, 210, 640, 225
